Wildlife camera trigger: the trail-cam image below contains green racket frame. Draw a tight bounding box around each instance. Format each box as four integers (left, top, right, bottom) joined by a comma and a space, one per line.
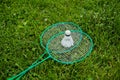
8, 22, 94, 80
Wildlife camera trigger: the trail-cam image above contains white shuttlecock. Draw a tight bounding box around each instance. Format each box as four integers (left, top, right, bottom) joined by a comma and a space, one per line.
61, 30, 74, 48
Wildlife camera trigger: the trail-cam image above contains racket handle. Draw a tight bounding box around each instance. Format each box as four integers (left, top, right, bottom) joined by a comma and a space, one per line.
7, 56, 50, 80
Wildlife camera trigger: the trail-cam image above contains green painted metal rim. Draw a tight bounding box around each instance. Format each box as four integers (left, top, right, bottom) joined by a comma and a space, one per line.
40, 22, 82, 49
46, 30, 94, 64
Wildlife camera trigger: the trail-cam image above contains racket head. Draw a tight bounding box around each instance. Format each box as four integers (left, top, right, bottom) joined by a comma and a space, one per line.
40, 22, 82, 49
46, 30, 93, 64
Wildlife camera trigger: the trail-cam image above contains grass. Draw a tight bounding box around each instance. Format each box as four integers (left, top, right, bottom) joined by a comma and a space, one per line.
0, 0, 120, 80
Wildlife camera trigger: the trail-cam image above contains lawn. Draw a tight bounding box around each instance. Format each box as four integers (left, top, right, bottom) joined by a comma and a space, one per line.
0, 0, 120, 80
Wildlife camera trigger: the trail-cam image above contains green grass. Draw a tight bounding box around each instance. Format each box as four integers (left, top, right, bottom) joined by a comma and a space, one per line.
0, 0, 120, 80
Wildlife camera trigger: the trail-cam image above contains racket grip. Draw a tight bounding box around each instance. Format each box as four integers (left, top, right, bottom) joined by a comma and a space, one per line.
7, 56, 50, 80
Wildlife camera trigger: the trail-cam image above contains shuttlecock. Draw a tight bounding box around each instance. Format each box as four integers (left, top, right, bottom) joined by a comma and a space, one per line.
61, 30, 74, 48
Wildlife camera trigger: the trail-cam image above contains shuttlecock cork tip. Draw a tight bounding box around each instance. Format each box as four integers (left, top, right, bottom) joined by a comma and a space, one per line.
65, 30, 71, 36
